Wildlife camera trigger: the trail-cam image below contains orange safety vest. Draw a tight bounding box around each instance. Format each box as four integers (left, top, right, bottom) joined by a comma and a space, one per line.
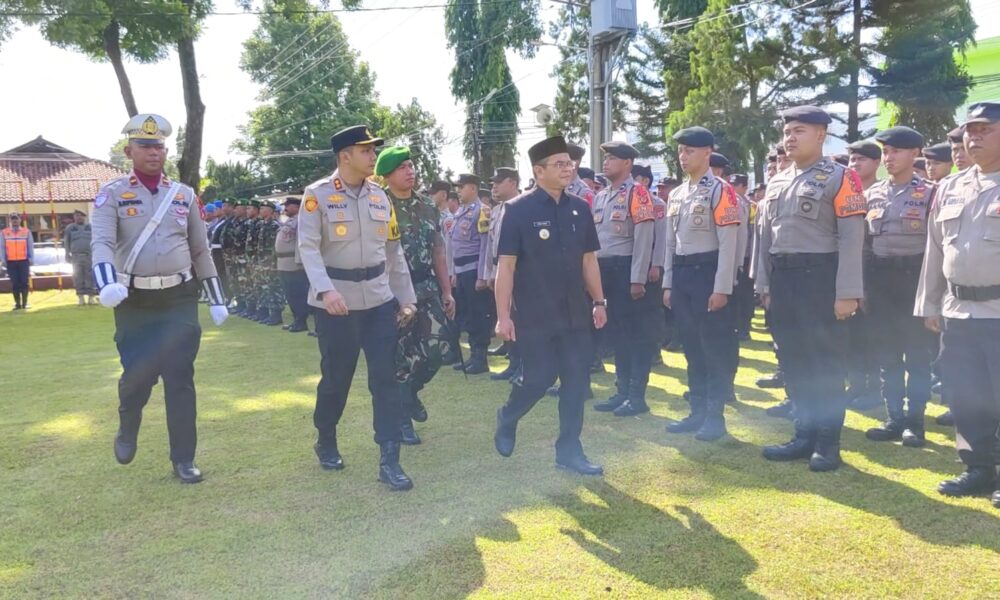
2, 226, 30, 261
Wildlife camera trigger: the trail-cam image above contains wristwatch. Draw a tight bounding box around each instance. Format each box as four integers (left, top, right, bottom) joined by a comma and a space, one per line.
592, 299, 608, 307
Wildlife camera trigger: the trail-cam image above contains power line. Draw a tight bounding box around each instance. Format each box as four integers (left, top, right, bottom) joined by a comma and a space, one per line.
0, 1, 521, 18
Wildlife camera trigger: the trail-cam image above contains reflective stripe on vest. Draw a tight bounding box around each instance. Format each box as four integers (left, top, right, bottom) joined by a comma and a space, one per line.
2, 227, 30, 261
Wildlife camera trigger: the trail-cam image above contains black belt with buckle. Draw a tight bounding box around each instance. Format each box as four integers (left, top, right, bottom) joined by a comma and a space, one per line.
673, 250, 719, 266
326, 262, 386, 282
949, 282, 1000, 302
770, 252, 837, 269
454, 255, 478, 267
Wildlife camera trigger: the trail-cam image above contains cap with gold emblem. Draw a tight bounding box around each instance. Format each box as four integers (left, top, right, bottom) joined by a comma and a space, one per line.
122, 114, 172, 145
330, 125, 384, 153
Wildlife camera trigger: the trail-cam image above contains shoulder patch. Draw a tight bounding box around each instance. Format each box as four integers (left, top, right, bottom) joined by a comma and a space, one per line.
714, 183, 741, 226
477, 205, 490, 234
304, 193, 318, 213
629, 185, 656, 223
94, 191, 109, 208
388, 203, 400, 241
834, 169, 868, 217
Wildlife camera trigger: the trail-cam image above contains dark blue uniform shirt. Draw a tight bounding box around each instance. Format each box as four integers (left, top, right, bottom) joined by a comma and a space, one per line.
497, 186, 599, 337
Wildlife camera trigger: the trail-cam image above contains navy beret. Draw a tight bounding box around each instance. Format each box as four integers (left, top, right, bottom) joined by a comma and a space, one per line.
429, 180, 452, 193
578, 167, 596, 180
567, 143, 586, 161
709, 152, 730, 168
631, 164, 653, 180
600, 140, 639, 160
491, 167, 519, 183
672, 126, 715, 148
528, 135, 569, 164
729, 173, 749, 186
914, 157, 927, 170
947, 126, 965, 143
781, 105, 832, 125
963, 101, 1000, 126
875, 126, 924, 149
847, 139, 882, 161
454, 173, 481, 186
833, 154, 849, 166
923, 142, 952, 162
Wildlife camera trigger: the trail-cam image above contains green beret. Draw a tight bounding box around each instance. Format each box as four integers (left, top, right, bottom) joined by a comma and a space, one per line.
375, 146, 411, 177
250, 199, 261, 208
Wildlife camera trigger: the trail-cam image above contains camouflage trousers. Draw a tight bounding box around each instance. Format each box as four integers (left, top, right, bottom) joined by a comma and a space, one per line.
259, 264, 286, 312
224, 252, 243, 305
245, 255, 262, 310
395, 294, 455, 392
235, 257, 252, 309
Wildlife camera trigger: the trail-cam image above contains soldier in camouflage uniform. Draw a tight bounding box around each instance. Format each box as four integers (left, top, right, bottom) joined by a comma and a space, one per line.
223, 200, 248, 314
243, 200, 264, 320
376, 146, 457, 445
256, 201, 284, 326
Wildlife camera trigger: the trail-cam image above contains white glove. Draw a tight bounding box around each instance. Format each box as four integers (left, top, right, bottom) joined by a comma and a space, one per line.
98, 283, 129, 308
209, 305, 229, 326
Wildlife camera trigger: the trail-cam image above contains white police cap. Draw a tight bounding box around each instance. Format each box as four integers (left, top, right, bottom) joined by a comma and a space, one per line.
122, 114, 172, 144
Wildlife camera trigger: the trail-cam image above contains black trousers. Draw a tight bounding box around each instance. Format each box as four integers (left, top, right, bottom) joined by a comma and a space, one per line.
7, 259, 29, 297
845, 309, 878, 395
498, 328, 591, 459
279, 269, 310, 324
600, 258, 660, 402
211, 249, 227, 299
455, 269, 492, 348
734, 261, 755, 336
939, 318, 1000, 468
672, 257, 738, 404
769, 255, 850, 429
313, 299, 402, 445
867, 258, 936, 414
113, 280, 202, 463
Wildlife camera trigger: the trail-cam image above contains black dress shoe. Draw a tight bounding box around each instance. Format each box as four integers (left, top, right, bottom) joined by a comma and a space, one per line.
494, 408, 516, 457
172, 462, 203, 484
556, 455, 604, 476
314, 442, 344, 470
378, 441, 413, 491
756, 372, 785, 389
400, 421, 421, 445
613, 399, 649, 417
938, 467, 996, 497
287, 320, 308, 333
114, 428, 138, 465
593, 394, 627, 412
866, 419, 904, 442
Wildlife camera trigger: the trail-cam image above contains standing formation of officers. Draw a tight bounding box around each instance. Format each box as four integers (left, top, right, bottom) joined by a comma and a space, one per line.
88, 102, 1000, 511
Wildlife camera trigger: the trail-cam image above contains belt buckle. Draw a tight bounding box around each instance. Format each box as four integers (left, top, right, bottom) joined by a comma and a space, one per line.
148, 275, 163, 289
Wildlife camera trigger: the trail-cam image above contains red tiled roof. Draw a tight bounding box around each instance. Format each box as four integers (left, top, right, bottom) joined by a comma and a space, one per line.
0, 136, 127, 203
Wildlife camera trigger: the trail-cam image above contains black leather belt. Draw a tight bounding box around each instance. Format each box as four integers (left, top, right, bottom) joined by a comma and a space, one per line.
871, 254, 923, 269
949, 282, 1000, 302
326, 262, 385, 282
771, 252, 837, 268
673, 250, 719, 266
454, 255, 478, 267
598, 256, 632, 268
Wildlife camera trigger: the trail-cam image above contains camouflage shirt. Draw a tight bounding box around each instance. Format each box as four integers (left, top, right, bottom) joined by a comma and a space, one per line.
244, 217, 262, 257
257, 217, 280, 267
388, 190, 443, 301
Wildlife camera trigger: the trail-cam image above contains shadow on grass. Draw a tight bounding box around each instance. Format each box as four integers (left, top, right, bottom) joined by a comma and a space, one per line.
554, 480, 765, 599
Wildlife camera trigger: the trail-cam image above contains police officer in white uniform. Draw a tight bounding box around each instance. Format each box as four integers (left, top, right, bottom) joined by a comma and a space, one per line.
297, 125, 418, 492
91, 114, 228, 484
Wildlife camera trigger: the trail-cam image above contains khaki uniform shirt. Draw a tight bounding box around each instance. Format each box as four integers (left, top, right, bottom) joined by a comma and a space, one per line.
592, 176, 656, 284
915, 166, 1000, 319
297, 171, 415, 310
753, 158, 867, 299
275, 214, 301, 272
865, 176, 934, 257
662, 173, 741, 295
90, 172, 216, 280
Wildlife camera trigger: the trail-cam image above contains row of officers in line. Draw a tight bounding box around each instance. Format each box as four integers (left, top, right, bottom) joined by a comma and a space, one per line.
88, 105, 1000, 511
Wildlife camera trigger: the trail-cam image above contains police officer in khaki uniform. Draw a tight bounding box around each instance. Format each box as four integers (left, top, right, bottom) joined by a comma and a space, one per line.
91, 114, 228, 484
916, 101, 1000, 508
755, 106, 867, 472
923, 143, 954, 182
64, 210, 96, 305
591, 141, 659, 417
275, 197, 310, 333
485, 167, 522, 382
566, 143, 595, 207
949, 126, 973, 171
662, 127, 741, 441
862, 126, 938, 447
297, 125, 418, 492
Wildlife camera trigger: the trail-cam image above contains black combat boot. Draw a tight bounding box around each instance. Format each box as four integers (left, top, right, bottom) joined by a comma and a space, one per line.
241, 302, 256, 318
287, 318, 308, 333
762, 420, 815, 461
463, 345, 489, 375
254, 306, 269, 322
901, 406, 926, 448
694, 398, 727, 441
938, 467, 996, 497
866, 401, 905, 442
378, 441, 413, 491
809, 426, 842, 472
314, 431, 344, 470
666, 395, 706, 434
400, 419, 421, 445
263, 308, 283, 326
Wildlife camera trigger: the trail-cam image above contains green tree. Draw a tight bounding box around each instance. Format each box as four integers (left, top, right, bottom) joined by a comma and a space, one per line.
379, 98, 447, 186
445, 0, 541, 176
201, 158, 266, 201
236, 0, 382, 187
547, 3, 590, 142
870, 0, 976, 140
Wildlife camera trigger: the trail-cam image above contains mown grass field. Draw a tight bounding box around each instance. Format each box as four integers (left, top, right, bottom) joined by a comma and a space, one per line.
1, 290, 998, 599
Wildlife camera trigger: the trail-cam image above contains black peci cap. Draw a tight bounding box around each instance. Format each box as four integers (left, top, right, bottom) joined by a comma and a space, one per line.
528, 135, 570, 165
